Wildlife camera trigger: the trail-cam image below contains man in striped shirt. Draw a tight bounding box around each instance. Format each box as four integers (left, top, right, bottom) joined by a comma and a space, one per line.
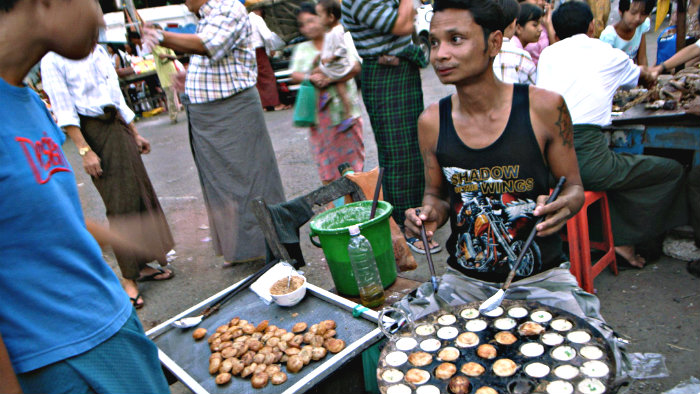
493, 0, 537, 84
342, 0, 440, 253
142, 0, 285, 266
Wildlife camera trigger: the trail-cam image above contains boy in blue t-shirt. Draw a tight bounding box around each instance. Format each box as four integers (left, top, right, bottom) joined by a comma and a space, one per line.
0, 0, 169, 392
599, 0, 653, 65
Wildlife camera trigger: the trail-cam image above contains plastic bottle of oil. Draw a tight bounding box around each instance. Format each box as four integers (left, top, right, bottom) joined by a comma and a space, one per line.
347, 225, 385, 308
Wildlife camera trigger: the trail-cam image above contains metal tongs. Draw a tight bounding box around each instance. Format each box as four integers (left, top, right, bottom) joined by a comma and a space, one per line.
416, 209, 453, 313
171, 260, 279, 328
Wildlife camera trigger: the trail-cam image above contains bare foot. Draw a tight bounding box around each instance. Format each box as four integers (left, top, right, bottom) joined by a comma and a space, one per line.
615, 245, 646, 268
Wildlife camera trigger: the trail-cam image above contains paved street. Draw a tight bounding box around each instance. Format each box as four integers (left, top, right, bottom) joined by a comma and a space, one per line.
66, 56, 698, 392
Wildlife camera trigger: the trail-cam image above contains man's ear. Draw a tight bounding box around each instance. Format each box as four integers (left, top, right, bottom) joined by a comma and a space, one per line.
514, 24, 522, 36
586, 20, 594, 37
488, 30, 503, 57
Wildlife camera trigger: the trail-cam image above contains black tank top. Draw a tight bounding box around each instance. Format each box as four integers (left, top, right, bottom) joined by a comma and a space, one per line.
436, 84, 563, 283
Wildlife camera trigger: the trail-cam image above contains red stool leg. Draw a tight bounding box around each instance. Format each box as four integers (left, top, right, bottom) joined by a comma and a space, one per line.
599, 192, 618, 275
577, 195, 595, 293
566, 216, 584, 288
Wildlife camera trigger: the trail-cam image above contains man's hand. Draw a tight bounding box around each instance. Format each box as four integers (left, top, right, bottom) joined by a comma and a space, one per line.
141, 25, 160, 52
649, 64, 663, 80
532, 194, 572, 237
404, 206, 440, 241
83, 151, 103, 178
135, 135, 151, 154
638, 66, 656, 88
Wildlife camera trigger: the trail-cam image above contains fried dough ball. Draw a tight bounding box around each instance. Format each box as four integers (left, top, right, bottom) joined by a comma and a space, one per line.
299, 348, 312, 365
271, 371, 288, 385
215, 372, 231, 385
309, 324, 319, 334
492, 358, 518, 377
209, 352, 222, 361
311, 335, 325, 347
230, 359, 244, 375
267, 337, 281, 347
229, 317, 240, 326
287, 355, 304, 373
242, 323, 256, 335
448, 375, 470, 394
240, 363, 256, 378
475, 387, 498, 394
321, 320, 337, 330
265, 324, 278, 334
216, 324, 229, 333
476, 344, 497, 359
518, 321, 544, 336
251, 372, 269, 388
192, 328, 207, 340
254, 364, 267, 374
323, 329, 337, 339
219, 358, 233, 373
292, 322, 308, 333
285, 347, 301, 356
460, 362, 485, 377
241, 351, 255, 366
265, 364, 281, 375
494, 331, 518, 345
435, 362, 457, 380
263, 352, 277, 365
280, 332, 295, 342
252, 353, 266, 364
303, 332, 315, 344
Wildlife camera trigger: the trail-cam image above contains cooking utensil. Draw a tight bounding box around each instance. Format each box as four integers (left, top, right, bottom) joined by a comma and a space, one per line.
479, 176, 567, 313
416, 209, 452, 313
172, 260, 279, 328
369, 167, 385, 220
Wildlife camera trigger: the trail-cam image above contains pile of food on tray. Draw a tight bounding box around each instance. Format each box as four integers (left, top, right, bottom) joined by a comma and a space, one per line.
613, 66, 700, 112
192, 316, 346, 389
377, 301, 615, 394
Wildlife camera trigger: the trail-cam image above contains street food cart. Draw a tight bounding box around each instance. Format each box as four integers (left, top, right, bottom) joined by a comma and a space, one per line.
607, 97, 700, 167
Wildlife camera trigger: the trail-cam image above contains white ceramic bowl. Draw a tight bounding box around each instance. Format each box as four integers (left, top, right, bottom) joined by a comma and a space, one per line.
270, 275, 307, 307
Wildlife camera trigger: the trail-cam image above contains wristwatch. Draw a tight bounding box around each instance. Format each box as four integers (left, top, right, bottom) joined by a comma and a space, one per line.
155, 30, 164, 44
78, 146, 91, 157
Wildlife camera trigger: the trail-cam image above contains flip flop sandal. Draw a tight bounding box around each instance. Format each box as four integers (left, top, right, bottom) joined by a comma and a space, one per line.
130, 293, 144, 309
405, 236, 442, 255
137, 265, 175, 282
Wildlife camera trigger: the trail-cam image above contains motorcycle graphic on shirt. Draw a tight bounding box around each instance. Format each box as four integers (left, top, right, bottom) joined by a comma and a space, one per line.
443, 166, 542, 277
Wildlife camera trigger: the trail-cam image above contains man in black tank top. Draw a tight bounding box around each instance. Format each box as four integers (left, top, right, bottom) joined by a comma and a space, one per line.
404, 0, 585, 284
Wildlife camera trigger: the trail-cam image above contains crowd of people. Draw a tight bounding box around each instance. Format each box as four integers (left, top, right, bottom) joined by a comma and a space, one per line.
2, 0, 700, 392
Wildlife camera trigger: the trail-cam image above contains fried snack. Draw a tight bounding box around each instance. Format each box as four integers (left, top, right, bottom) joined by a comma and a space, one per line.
216, 324, 229, 334
455, 332, 479, 348
219, 358, 233, 373
290, 334, 304, 348
240, 351, 255, 366
492, 358, 518, 377
435, 362, 457, 380
292, 322, 308, 333
321, 320, 337, 330
256, 320, 269, 332
518, 321, 544, 336
475, 387, 498, 394
192, 328, 207, 340
280, 332, 295, 342
311, 346, 327, 361
324, 338, 346, 353
287, 355, 304, 373
252, 353, 266, 365
208, 332, 220, 344
299, 347, 312, 365
209, 352, 222, 361
240, 363, 256, 378
311, 335, 325, 347
405, 368, 430, 384
448, 375, 470, 394
265, 364, 281, 375
494, 331, 518, 345
285, 347, 301, 356
254, 364, 267, 374
323, 329, 337, 339
229, 317, 240, 326
408, 351, 433, 367
230, 358, 244, 375
460, 362, 485, 377
437, 347, 460, 362
242, 323, 256, 335
271, 371, 288, 385
476, 344, 497, 359
209, 358, 221, 375
215, 372, 231, 385
251, 372, 269, 389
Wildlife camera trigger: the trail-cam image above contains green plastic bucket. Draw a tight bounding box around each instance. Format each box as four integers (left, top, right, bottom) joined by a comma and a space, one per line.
309, 201, 397, 296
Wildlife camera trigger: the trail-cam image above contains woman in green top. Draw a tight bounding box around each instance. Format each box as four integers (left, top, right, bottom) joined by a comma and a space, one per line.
152, 25, 180, 123
289, 3, 365, 183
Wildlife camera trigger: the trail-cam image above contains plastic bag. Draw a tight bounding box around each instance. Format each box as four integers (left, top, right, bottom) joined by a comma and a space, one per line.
292, 79, 318, 127
626, 353, 670, 380
662, 376, 700, 394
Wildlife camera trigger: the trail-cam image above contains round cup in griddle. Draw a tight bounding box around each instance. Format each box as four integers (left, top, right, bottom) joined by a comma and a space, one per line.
377, 300, 617, 394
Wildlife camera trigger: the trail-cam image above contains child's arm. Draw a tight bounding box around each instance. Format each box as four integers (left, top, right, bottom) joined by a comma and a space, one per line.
636, 34, 648, 67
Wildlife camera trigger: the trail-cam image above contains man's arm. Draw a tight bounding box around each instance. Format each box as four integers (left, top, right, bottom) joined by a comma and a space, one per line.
157, 31, 208, 56
0, 333, 22, 394
651, 42, 700, 78
636, 35, 648, 67
530, 88, 584, 237
392, 0, 416, 36
404, 104, 450, 240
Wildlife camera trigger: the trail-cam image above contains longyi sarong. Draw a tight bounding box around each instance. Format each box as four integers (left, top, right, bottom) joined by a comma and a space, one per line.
573, 124, 687, 246
255, 47, 280, 108
185, 88, 285, 262
80, 111, 174, 279
360, 58, 424, 227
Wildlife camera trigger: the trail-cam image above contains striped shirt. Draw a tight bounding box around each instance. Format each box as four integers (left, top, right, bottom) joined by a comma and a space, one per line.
186, 0, 257, 104
341, 0, 412, 58
493, 38, 537, 85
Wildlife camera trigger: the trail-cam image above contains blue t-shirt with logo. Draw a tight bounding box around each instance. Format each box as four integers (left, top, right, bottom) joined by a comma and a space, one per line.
0, 77, 132, 373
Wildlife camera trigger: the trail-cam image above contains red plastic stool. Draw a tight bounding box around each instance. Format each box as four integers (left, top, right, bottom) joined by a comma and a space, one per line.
563, 191, 618, 293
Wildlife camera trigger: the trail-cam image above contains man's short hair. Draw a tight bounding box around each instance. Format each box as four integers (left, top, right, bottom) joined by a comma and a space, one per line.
516, 3, 543, 27
551, 1, 593, 40
619, 0, 654, 15
498, 0, 520, 26
433, 0, 506, 45
296, 1, 317, 16
0, 0, 21, 12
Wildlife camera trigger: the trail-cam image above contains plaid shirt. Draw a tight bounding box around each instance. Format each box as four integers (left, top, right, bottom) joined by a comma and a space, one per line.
186, 0, 257, 104
493, 38, 537, 85
341, 0, 412, 58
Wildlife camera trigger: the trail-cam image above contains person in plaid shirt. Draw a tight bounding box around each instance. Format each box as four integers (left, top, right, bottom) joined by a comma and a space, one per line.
142, 0, 285, 266
493, 0, 537, 84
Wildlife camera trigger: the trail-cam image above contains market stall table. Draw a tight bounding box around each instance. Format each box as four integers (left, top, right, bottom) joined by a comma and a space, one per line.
119, 70, 164, 114
146, 278, 386, 394
606, 97, 700, 166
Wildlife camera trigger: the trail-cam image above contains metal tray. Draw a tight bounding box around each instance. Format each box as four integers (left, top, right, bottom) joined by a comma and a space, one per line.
147, 280, 383, 394
377, 300, 617, 394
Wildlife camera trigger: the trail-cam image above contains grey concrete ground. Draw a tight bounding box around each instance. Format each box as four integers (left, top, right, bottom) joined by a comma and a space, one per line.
66, 32, 698, 393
